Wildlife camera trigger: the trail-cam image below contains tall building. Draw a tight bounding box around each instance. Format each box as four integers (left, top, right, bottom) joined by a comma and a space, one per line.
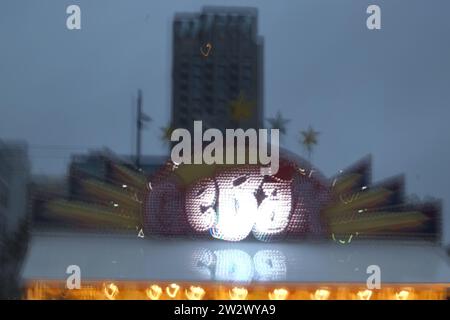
171, 6, 264, 133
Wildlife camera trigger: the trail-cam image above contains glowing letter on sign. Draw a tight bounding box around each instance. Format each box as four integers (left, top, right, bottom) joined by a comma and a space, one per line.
211, 168, 263, 241
252, 179, 291, 240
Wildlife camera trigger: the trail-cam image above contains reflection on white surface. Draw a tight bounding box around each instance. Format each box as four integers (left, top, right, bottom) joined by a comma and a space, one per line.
214, 249, 253, 282
21, 234, 450, 284
191, 248, 287, 282
253, 250, 287, 281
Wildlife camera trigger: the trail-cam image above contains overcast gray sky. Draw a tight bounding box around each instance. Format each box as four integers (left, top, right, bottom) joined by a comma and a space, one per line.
1, 0, 449, 244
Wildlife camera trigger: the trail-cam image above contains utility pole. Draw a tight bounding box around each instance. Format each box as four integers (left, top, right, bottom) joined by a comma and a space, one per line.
135, 89, 151, 168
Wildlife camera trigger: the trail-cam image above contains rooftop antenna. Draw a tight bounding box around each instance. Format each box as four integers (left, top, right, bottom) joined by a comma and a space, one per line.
135, 89, 151, 168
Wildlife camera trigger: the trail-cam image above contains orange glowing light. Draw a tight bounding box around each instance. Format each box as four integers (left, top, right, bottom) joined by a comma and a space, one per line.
103, 282, 119, 300
229, 287, 248, 300
23, 280, 447, 300
185, 286, 206, 300
145, 285, 162, 300
395, 289, 412, 300
166, 283, 180, 298
356, 289, 373, 300
268, 288, 289, 300
311, 288, 330, 300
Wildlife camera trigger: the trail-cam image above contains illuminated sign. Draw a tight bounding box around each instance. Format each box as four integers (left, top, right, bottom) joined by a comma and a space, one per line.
144, 154, 330, 242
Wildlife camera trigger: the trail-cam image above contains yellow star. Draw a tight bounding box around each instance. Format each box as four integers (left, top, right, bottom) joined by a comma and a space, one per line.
300, 126, 320, 159
229, 91, 255, 122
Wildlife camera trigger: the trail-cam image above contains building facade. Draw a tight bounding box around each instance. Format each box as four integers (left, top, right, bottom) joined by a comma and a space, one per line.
171, 6, 264, 133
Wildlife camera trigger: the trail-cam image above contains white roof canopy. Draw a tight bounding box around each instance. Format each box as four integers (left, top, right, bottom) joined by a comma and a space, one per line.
21, 232, 450, 284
